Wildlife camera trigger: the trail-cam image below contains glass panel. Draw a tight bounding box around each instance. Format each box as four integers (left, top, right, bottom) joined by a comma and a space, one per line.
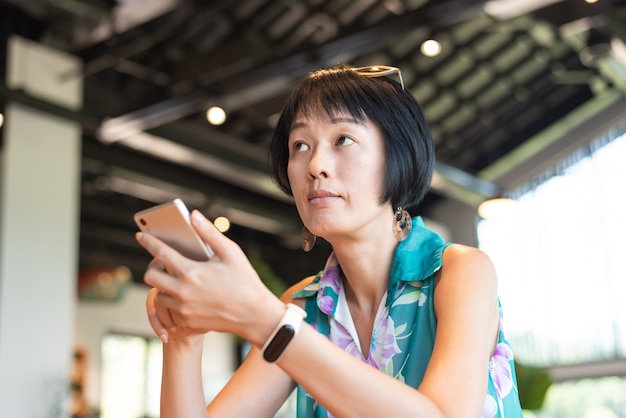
145, 338, 163, 417
101, 334, 147, 418
477, 130, 626, 367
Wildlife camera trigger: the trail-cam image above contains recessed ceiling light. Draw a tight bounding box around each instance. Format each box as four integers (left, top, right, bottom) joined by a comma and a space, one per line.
214, 216, 231, 232
420, 39, 442, 57
206, 106, 226, 125
484, 0, 562, 19
478, 197, 518, 220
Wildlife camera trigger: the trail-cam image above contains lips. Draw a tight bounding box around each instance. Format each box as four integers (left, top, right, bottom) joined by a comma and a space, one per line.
307, 189, 339, 204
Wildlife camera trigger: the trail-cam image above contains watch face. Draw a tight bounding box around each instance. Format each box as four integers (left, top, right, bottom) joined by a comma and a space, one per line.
263, 324, 296, 362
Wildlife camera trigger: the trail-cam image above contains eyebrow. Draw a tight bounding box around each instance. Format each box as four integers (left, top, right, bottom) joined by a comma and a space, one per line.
289, 116, 363, 132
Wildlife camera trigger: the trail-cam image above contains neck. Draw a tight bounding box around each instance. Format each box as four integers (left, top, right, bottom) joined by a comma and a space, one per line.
331, 228, 398, 312
331, 228, 399, 359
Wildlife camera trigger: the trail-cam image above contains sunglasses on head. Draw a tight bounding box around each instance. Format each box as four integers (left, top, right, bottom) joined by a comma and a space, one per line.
351, 65, 405, 90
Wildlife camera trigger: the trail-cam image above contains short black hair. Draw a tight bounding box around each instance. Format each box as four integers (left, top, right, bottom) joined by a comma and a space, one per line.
269, 64, 435, 215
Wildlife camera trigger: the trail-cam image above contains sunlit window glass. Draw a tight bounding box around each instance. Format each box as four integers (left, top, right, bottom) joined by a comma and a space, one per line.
100, 334, 161, 418
477, 126, 626, 416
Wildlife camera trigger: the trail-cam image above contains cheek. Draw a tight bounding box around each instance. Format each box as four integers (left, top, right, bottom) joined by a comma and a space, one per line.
365, 173, 384, 200
343, 156, 385, 198
286, 162, 303, 195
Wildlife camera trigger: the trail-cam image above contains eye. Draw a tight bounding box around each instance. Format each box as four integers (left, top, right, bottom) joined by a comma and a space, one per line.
336, 136, 355, 146
292, 141, 310, 152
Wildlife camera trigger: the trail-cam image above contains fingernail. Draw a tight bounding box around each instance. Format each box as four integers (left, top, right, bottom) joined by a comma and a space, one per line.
191, 210, 205, 223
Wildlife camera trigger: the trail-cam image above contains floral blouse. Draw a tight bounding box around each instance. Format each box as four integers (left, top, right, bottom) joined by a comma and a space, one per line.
291, 217, 523, 418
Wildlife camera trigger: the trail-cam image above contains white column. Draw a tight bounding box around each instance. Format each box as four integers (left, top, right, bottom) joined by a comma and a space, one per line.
0, 36, 82, 417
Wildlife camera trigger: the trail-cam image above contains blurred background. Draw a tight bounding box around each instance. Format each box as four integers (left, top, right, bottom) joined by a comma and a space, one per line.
0, 0, 625, 416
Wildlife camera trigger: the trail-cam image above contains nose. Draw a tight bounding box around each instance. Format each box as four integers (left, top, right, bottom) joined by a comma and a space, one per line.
308, 145, 330, 179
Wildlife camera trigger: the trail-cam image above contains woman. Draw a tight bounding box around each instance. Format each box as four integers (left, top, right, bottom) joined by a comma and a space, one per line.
135, 64, 523, 417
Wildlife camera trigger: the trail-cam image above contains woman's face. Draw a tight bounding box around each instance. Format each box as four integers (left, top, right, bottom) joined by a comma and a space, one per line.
286, 108, 391, 241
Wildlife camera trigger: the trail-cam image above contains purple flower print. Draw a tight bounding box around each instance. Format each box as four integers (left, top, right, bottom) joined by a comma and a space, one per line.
329, 319, 362, 359
317, 258, 342, 315
489, 343, 514, 399
318, 294, 335, 316
322, 264, 341, 292
368, 315, 402, 370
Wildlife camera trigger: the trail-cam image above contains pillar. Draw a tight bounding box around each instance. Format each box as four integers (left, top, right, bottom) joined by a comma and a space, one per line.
0, 36, 82, 417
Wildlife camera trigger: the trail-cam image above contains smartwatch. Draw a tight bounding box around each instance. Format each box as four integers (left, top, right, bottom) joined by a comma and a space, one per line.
262, 303, 307, 363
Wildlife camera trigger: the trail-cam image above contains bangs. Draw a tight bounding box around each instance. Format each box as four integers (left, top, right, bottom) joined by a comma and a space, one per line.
287, 67, 373, 126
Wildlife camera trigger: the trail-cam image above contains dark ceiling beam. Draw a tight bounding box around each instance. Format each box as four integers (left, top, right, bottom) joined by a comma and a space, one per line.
0, 83, 99, 133
479, 90, 626, 190
81, 136, 300, 225
443, 54, 593, 171
95, 0, 490, 143
77, 0, 182, 49
149, 119, 270, 172
434, 161, 500, 198
1, 0, 47, 20
77, 1, 194, 78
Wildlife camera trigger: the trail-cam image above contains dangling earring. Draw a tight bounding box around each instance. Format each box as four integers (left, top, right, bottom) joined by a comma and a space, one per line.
392, 207, 412, 241
301, 226, 316, 252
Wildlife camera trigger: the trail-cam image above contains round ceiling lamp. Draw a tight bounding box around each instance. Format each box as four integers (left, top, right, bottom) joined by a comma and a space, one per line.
421, 39, 442, 57
214, 216, 231, 232
477, 197, 518, 220
206, 106, 227, 125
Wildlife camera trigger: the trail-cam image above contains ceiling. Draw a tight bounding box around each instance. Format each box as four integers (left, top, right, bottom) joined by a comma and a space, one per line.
1, 0, 626, 288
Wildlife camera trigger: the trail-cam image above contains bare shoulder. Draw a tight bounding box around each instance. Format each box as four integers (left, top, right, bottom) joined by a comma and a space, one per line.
438, 244, 498, 294
442, 244, 496, 272
434, 243, 500, 332
278, 275, 317, 308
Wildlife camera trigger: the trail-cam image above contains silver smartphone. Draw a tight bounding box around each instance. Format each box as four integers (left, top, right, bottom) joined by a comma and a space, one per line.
134, 198, 214, 261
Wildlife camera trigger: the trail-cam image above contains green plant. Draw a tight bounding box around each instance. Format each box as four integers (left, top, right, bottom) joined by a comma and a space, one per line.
515, 361, 553, 410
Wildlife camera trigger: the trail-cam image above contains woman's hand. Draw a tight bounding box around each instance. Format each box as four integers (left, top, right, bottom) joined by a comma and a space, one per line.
145, 282, 202, 344
136, 210, 283, 345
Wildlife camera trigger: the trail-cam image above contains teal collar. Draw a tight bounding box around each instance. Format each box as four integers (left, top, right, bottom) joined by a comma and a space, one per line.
386, 217, 447, 306
292, 217, 449, 308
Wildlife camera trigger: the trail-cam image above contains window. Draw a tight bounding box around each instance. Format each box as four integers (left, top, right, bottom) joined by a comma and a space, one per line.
100, 333, 162, 418
477, 126, 626, 416
478, 127, 626, 365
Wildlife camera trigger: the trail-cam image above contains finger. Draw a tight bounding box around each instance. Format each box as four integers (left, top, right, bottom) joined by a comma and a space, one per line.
190, 210, 237, 261
146, 288, 169, 343
147, 258, 167, 274
154, 291, 180, 329
147, 258, 176, 280
136, 232, 189, 281
143, 259, 179, 295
